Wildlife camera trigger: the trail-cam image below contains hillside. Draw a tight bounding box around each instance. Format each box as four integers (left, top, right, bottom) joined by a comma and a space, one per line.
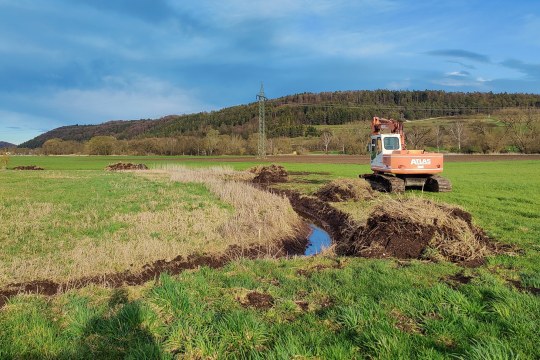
19, 90, 540, 148
0, 141, 16, 149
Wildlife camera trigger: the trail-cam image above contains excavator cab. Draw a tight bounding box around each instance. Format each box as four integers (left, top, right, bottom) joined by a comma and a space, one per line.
368, 134, 402, 168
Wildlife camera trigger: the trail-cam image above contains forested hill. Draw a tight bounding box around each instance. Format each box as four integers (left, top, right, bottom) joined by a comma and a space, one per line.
0, 141, 16, 148
20, 90, 540, 148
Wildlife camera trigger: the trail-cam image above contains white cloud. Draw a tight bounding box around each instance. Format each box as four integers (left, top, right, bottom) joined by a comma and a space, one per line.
39, 76, 211, 122
445, 71, 469, 77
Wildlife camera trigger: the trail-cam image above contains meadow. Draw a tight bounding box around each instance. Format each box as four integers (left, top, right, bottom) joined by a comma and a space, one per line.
0, 155, 539, 359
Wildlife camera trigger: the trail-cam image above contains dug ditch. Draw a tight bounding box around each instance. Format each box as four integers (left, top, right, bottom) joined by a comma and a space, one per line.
0, 178, 513, 308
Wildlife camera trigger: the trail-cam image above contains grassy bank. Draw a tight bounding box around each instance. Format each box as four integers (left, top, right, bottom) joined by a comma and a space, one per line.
0, 167, 301, 286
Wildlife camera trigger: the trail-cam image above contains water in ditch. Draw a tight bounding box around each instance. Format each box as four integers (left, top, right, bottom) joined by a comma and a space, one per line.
304, 224, 332, 256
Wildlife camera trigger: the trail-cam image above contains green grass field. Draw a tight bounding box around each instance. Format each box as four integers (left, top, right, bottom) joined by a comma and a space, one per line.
1, 156, 539, 359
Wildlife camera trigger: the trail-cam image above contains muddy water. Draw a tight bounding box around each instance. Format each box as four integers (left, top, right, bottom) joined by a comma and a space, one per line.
304, 224, 332, 255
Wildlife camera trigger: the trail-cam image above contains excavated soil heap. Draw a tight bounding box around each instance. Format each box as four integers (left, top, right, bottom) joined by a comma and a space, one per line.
13, 165, 44, 170
337, 198, 491, 263
250, 164, 288, 183
315, 178, 375, 202
105, 163, 149, 171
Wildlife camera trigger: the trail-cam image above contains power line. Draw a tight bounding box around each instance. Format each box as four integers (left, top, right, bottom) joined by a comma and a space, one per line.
268, 102, 538, 112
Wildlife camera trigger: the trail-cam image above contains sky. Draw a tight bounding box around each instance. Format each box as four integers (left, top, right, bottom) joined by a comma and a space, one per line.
1, 0, 539, 144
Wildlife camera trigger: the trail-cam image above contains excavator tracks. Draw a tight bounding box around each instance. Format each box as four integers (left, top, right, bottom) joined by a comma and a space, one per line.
362, 173, 452, 193
362, 173, 406, 193
424, 175, 452, 192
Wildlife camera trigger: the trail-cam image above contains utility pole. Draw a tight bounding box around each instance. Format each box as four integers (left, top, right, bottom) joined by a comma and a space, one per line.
257, 82, 267, 158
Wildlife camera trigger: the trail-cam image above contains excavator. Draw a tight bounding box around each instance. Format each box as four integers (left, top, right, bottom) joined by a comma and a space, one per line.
362, 116, 452, 192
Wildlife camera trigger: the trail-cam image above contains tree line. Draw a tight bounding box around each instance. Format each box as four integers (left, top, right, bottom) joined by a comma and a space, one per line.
7, 108, 538, 156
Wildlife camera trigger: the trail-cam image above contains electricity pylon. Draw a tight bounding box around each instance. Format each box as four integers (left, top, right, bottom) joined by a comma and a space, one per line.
257, 83, 267, 158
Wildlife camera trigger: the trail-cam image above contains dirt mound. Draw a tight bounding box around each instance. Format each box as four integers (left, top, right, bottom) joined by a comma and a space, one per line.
239, 291, 274, 309
315, 178, 375, 202
249, 164, 288, 183
105, 163, 148, 171
340, 198, 491, 263
13, 165, 44, 170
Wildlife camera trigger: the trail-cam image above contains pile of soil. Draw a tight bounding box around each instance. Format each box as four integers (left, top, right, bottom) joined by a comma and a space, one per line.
239, 291, 274, 309
105, 163, 148, 171
249, 164, 288, 183
13, 165, 44, 170
338, 198, 491, 263
315, 178, 375, 202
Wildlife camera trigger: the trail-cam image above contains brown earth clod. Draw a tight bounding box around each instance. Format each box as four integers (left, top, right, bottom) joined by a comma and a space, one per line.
315, 178, 375, 202
391, 309, 423, 334
13, 165, 44, 170
249, 164, 288, 183
239, 291, 275, 309
508, 280, 540, 296
105, 162, 149, 171
443, 272, 475, 288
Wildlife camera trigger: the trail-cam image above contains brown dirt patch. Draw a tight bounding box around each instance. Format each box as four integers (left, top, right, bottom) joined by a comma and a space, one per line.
443, 272, 474, 288
315, 178, 375, 202
249, 164, 288, 183
508, 280, 540, 296
239, 291, 274, 309
295, 300, 309, 311
105, 162, 149, 171
390, 309, 422, 334
13, 165, 44, 170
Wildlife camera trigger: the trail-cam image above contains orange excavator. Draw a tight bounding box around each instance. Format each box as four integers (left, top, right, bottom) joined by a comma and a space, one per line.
361, 116, 452, 192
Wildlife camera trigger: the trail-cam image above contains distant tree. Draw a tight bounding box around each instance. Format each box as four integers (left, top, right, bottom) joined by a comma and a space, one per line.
449, 121, 466, 152
434, 125, 445, 152
406, 126, 433, 149
499, 109, 540, 153
320, 130, 333, 154
86, 136, 117, 155
204, 129, 220, 155
42, 138, 64, 155
0, 151, 9, 169
469, 120, 507, 153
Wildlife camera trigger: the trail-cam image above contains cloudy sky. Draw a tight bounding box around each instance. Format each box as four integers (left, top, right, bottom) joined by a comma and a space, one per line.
1, 0, 539, 144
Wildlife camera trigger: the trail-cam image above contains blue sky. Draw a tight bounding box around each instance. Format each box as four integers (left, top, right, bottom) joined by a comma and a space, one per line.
1, 0, 539, 144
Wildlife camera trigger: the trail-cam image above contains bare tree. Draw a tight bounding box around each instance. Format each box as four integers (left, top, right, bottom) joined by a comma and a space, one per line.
434, 125, 445, 152
499, 109, 540, 153
320, 130, 333, 154
449, 121, 466, 152
406, 126, 433, 149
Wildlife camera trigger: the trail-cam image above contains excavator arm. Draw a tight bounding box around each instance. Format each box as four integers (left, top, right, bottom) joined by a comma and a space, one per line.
371, 117, 406, 150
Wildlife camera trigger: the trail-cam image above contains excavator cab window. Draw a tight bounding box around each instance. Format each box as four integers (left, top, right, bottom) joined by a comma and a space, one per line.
383, 137, 400, 150
376, 138, 382, 153
369, 138, 377, 160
